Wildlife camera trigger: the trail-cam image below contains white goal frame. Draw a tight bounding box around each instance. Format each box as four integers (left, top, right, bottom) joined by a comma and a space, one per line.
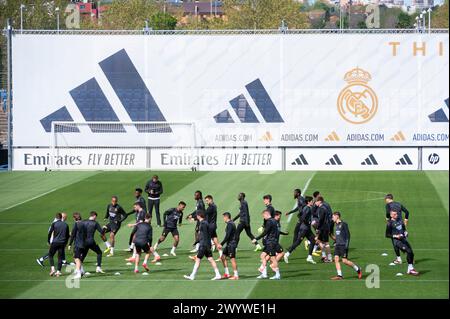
49, 121, 198, 170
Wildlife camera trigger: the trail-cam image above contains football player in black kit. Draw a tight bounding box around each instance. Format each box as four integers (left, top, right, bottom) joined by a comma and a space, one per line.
145, 175, 164, 227
68, 212, 85, 279
186, 191, 205, 253
154, 201, 186, 257
331, 212, 362, 280
204, 195, 222, 258
125, 201, 147, 256
184, 211, 221, 280
217, 212, 239, 280
233, 192, 262, 251
252, 209, 281, 280
47, 212, 70, 277
384, 194, 411, 265
314, 196, 332, 262
81, 211, 106, 274
284, 196, 317, 264
386, 210, 419, 276
130, 213, 154, 273
103, 196, 127, 257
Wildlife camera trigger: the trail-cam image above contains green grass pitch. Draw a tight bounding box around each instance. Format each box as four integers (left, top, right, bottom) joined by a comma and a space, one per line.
0, 170, 448, 299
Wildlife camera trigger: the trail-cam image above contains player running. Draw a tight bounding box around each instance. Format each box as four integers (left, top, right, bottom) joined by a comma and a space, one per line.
252, 209, 282, 280
130, 213, 155, 273
331, 212, 362, 280
284, 196, 317, 264
103, 195, 127, 257
314, 196, 332, 262
384, 194, 411, 265
386, 210, 419, 276
233, 192, 262, 252
36, 212, 69, 267
68, 212, 86, 280
125, 201, 147, 254
47, 213, 70, 277
204, 195, 222, 258
154, 201, 186, 257
217, 212, 239, 280
81, 211, 106, 274
184, 211, 222, 280
186, 190, 205, 253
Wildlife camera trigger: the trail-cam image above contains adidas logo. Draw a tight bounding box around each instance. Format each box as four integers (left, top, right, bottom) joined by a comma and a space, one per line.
214, 79, 284, 124
390, 131, 406, 142
361, 154, 378, 165
395, 154, 413, 166
325, 131, 340, 142
428, 98, 449, 123
325, 154, 342, 165
259, 131, 273, 142
291, 154, 309, 165
40, 49, 170, 133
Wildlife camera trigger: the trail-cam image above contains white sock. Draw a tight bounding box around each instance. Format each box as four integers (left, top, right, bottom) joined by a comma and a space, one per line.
275, 268, 280, 277
313, 244, 318, 252
130, 243, 135, 249
153, 251, 160, 258
408, 264, 414, 271
132, 252, 137, 258
195, 243, 200, 250
337, 269, 342, 277
234, 270, 239, 277
81, 266, 85, 273
105, 242, 111, 248
327, 254, 332, 260
307, 254, 313, 259
191, 263, 199, 277
262, 267, 267, 276
219, 250, 223, 258
51, 266, 55, 272
285, 252, 290, 257
321, 251, 326, 258
353, 264, 359, 272
171, 246, 176, 254
110, 247, 114, 254
397, 256, 402, 261
214, 267, 220, 277
224, 267, 229, 275
135, 265, 138, 271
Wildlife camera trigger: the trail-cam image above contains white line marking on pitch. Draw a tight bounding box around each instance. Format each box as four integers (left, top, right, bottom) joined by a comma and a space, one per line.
287, 173, 315, 223
0, 188, 57, 212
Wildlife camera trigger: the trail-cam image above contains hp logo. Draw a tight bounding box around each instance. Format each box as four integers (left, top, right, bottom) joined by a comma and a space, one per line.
428, 153, 440, 165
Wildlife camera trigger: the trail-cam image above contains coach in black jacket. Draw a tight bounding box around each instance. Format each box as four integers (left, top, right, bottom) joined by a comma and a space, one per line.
145, 175, 164, 227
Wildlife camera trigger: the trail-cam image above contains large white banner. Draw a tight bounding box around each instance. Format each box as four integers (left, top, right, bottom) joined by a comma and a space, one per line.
12, 33, 449, 148
286, 147, 419, 171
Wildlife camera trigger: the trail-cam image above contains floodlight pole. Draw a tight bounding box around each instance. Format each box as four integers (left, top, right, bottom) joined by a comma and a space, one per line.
6, 19, 13, 171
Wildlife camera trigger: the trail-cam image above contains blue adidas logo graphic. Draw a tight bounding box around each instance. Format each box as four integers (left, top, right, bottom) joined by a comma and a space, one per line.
428, 98, 449, 123
214, 79, 284, 124
40, 49, 171, 133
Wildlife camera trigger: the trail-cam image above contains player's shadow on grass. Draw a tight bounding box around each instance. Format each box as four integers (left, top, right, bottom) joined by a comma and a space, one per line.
415, 258, 434, 264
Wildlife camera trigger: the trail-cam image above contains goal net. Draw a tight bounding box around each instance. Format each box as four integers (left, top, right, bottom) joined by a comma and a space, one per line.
49, 121, 198, 170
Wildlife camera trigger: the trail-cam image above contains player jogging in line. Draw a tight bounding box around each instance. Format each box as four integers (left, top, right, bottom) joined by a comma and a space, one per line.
384, 194, 411, 265
386, 210, 419, 276
314, 196, 332, 263
253, 209, 282, 280
103, 195, 127, 257
233, 192, 262, 252
130, 213, 155, 273
47, 212, 70, 277
154, 201, 186, 257
81, 211, 106, 275
68, 212, 86, 280
186, 191, 205, 253
272, 211, 288, 263
284, 196, 317, 264
217, 212, 239, 280
36, 212, 69, 267
331, 212, 362, 280
125, 189, 147, 252
145, 175, 163, 227
184, 211, 221, 280
204, 195, 222, 258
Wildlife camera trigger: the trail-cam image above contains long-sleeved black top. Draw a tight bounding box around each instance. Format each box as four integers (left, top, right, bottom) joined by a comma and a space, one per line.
334, 221, 350, 248
131, 222, 153, 245
255, 218, 279, 243
198, 220, 212, 247
145, 180, 163, 199
163, 208, 183, 228
84, 220, 103, 246
221, 220, 237, 246
69, 220, 86, 249
287, 196, 306, 215
385, 201, 410, 220
206, 203, 218, 226
233, 200, 251, 224
105, 204, 127, 224
48, 220, 69, 245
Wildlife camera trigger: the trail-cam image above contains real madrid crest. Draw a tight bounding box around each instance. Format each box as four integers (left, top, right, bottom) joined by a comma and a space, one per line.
337, 67, 378, 124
